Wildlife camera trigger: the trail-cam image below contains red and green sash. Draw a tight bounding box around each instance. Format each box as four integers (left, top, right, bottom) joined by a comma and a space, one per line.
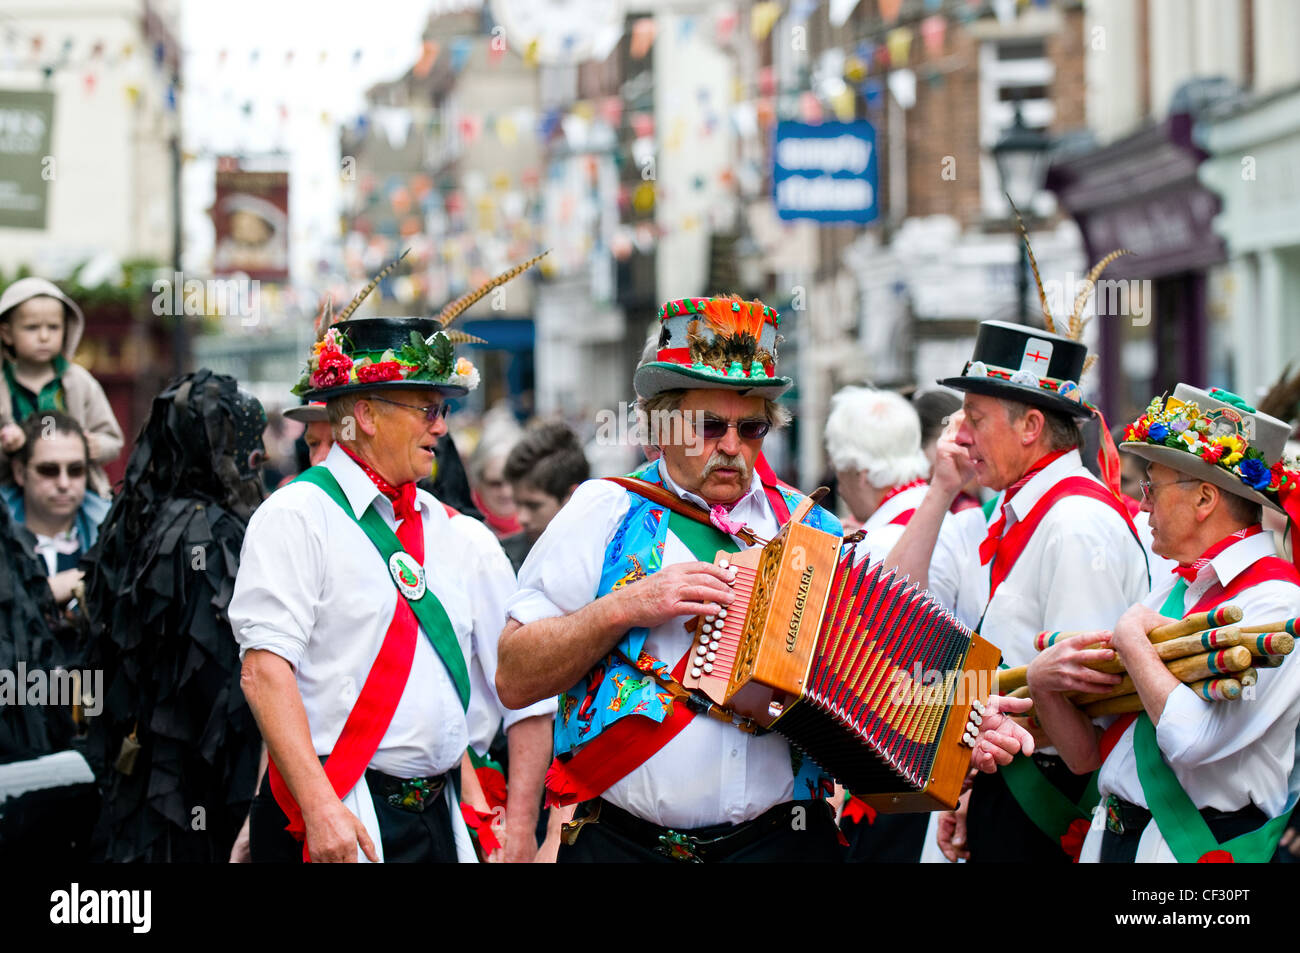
266, 465, 468, 860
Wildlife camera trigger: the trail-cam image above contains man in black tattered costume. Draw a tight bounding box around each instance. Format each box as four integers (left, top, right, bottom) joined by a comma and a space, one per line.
83, 370, 266, 862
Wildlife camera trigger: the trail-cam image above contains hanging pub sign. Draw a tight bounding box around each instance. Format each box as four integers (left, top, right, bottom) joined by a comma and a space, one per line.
212, 163, 290, 281
0, 89, 54, 230
772, 120, 877, 224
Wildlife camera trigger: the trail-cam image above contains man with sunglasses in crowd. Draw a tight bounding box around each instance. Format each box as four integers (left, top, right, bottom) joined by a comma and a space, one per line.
233, 313, 554, 863
496, 296, 1032, 862
3, 411, 110, 607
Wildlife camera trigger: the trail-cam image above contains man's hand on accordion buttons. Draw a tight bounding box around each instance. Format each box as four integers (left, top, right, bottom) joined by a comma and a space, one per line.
970, 694, 1035, 773
618, 560, 737, 629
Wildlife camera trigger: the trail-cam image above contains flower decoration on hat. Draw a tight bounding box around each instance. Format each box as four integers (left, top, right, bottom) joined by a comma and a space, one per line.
1124, 389, 1300, 500
291, 250, 546, 398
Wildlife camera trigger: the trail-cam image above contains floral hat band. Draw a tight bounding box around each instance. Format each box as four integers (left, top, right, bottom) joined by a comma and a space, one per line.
290, 250, 546, 401
293, 322, 480, 398
1120, 384, 1300, 510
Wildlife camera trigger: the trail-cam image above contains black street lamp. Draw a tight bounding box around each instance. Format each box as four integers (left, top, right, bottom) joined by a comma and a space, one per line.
992, 101, 1053, 324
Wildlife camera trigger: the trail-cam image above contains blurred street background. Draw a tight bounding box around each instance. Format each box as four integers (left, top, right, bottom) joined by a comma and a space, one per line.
0, 0, 1297, 488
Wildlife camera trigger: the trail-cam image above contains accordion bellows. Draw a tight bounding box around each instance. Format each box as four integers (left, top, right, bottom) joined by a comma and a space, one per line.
683, 497, 1001, 812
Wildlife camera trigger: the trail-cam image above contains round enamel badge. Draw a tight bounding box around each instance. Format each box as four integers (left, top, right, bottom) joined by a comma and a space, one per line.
388, 551, 426, 600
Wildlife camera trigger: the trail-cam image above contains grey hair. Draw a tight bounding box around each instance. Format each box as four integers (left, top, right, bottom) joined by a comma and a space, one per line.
1004, 400, 1081, 452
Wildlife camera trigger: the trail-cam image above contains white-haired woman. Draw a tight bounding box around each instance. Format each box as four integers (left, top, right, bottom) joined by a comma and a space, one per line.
824, 386, 932, 564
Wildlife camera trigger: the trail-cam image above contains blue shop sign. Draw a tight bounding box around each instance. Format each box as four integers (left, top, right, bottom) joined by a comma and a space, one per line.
773, 120, 878, 224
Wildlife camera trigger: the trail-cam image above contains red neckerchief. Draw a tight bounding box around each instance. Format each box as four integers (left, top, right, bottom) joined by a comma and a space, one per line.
471, 487, 522, 538
1172, 525, 1263, 583
879, 478, 927, 508
979, 448, 1072, 565
342, 445, 420, 528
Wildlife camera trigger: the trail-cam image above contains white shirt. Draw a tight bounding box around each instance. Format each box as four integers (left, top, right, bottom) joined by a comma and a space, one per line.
1096, 530, 1300, 817
852, 482, 930, 566
927, 504, 991, 631
974, 450, 1150, 668
231, 443, 554, 779
32, 527, 81, 576
506, 460, 804, 828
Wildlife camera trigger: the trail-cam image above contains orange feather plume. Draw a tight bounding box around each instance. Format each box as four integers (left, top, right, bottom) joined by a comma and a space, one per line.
700, 294, 768, 341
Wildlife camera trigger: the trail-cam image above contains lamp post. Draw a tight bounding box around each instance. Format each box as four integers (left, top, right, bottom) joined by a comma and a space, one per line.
992, 101, 1053, 324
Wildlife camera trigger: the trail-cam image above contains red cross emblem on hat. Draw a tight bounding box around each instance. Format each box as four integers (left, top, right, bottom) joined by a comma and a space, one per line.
1021, 339, 1054, 374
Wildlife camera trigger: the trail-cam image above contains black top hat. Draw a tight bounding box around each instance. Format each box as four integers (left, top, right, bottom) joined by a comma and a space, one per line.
938, 320, 1094, 419
297, 317, 479, 401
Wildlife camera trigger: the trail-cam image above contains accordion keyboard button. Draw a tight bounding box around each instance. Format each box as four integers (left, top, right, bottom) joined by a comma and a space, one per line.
703, 663, 714, 674
699, 633, 711, 644
691, 667, 703, 678
717, 608, 727, 619
697, 646, 708, 657
706, 652, 716, 662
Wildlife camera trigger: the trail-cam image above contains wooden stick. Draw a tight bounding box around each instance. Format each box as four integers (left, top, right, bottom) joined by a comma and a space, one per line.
1087, 628, 1242, 675
1148, 606, 1243, 643
1005, 610, 1248, 693
1238, 667, 1258, 688
1236, 618, 1300, 636
1258, 655, 1286, 668
1081, 693, 1145, 717
1188, 676, 1244, 701
1069, 646, 1253, 705
1242, 633, 1294, 657
997, 666, 1028, 693
1082, 676, 1243, 717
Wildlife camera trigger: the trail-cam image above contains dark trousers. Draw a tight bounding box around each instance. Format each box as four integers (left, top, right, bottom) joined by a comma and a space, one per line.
1100, 799, 1269, 863
558, 799, 844, 863
843, 811, 930, 863
0, 781, 99, 862
966, 754, 1094, 863
249, 769, 457, 863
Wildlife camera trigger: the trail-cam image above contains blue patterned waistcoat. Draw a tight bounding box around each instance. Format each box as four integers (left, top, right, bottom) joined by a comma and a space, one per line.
553, 459, 843, 798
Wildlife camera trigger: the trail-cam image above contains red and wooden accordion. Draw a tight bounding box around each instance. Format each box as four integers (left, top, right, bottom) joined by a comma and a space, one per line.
683, 498, 1001, 812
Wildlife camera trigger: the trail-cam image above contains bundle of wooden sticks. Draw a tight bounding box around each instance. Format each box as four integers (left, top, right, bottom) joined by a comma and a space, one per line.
996, 607, 1298, 716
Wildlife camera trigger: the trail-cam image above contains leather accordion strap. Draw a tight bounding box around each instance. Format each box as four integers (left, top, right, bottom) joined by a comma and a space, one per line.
603, 476, 762, 546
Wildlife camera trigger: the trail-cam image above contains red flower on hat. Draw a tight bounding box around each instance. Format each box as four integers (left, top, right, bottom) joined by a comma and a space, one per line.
356, 360, 406, 383
311, 344, 354, 389
1199, 444, 1225, 464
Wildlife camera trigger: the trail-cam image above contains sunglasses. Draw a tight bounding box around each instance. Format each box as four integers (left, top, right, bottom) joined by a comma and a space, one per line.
32, 461, 87, 479
696, 416, 770, 441
370, 396, 450, 424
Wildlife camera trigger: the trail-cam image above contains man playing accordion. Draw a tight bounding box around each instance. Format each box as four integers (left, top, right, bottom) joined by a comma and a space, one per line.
497, 294, 1030, 863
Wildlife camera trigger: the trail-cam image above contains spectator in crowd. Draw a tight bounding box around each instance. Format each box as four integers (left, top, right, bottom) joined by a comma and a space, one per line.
0, 496, 99, 861
0, 278, 124, 497
283, 401, 333, 467
504, 420, 590, 550
2, 412, 110, 607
